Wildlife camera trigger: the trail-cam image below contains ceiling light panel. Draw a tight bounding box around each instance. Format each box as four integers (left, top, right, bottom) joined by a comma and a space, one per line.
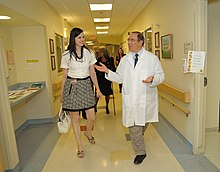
90, 4, 112, 11
96, 26, 109, 29
0, 15, 11, 20
94, 18, 110, 22
97, 31, 108, 34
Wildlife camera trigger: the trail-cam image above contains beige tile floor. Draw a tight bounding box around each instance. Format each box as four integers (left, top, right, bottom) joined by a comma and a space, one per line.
42, 84, 184, 172
205, 131, 220, 170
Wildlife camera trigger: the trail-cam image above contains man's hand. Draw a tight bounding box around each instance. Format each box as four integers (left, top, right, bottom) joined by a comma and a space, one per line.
94, 62, 109, 73
142, 76, 154, 83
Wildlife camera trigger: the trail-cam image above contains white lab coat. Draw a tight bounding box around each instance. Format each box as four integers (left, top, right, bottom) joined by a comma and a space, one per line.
106, 48, 165, 127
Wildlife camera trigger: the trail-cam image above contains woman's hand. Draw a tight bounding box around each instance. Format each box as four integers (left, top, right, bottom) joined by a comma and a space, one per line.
71, 79, 77, 85
96, 89, 102, 100
94, 62, 109, 73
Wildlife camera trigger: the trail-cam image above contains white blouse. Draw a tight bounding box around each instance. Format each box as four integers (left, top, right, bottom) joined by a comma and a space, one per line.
60, 48, 97, 78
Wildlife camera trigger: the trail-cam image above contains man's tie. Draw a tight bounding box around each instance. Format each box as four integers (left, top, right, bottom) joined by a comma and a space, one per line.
134, 53, 138, 67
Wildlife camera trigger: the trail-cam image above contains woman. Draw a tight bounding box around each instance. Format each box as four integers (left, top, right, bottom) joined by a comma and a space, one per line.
95, 47, 116, 114
116, 48, 125, 93
60, 28, 102, 158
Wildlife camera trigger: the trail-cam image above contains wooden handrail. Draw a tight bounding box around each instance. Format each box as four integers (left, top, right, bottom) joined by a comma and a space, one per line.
158, 83, 191, 103
159, 92, 190, 117
52, 81, 62, 100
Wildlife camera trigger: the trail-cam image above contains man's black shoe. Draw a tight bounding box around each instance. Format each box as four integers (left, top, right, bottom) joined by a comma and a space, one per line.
133, 154, 146, 165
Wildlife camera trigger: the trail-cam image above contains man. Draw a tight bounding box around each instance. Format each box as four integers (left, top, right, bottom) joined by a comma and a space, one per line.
95, 31, 165, 165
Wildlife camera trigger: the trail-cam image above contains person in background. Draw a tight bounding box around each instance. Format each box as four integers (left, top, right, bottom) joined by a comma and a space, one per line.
95, 47, 116, 114
60, 27, 102, 158
95, 31, 165, 165
116, 48, 126, 93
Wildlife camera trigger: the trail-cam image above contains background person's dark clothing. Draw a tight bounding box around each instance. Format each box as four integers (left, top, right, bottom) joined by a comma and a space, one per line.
95, 56, 116, 96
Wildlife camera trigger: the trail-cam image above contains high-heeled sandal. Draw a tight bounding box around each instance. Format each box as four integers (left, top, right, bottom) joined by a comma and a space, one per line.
77, 150, 85, 158
84, 132, 95, 144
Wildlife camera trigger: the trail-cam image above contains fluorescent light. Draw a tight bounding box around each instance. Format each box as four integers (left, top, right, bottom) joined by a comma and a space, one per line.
147, 30, 152, 32
97, 31, 108, 34
94, 18, 110, 23
0, 15, 11, 20
86, 41, 93, 44
96, 26, 109, 30
90, 4, 112, 11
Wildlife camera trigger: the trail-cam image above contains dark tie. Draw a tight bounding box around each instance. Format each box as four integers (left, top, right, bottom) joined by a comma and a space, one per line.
134, 54, 138, 67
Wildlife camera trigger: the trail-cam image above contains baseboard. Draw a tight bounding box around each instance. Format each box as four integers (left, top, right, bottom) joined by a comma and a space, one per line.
15, 117, 55, 136
5, 163, 20, 172
205, 127, 219, 132
157, 113, 192, 149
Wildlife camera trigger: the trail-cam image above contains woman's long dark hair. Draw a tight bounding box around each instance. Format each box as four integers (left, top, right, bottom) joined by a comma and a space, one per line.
67, 27, 90, 61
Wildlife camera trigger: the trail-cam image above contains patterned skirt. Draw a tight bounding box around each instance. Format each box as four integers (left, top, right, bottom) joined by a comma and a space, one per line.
62, 76, 96, 112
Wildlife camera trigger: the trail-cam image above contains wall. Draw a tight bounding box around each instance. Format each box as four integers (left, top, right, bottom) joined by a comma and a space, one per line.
122, 0, 196, 144
0, 1, 67, 170
0, 38, 19, 171
206, 1, 220, 129
1, 0, 66, 118
12, 26, 48, 82
0, 26, 17, 85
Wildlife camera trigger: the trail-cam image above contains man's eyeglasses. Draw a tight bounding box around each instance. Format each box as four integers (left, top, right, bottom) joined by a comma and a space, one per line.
127, 38, 139, 42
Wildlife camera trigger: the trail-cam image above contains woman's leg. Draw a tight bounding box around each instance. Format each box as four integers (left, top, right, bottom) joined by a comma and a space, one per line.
105, 95, 110, 114
85, 108, 96, 139
70, 111, 83, 151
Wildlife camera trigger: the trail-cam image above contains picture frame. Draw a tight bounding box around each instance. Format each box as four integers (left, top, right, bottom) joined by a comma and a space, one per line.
155, 32, 160, 48
49, 39, 54, 54
155, 50, 160, 60
51, 56, 56, 70
6, 50, 14, 64
161, 34, 173, 59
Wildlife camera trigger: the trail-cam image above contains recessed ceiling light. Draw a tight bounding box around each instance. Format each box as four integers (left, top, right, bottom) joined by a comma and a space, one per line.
96, 26, 109, 30
97, 31, 108, 34
94, 18, 110, 23
86, 41, 93, 44
90, 4, 112, 11
0, 15, 11, 20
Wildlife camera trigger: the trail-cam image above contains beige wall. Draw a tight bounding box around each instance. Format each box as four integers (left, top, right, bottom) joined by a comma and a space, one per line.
206, 1, 220, 129
0, 26, 17, 85
0, 1, 67, 169
122, 0, 198, 144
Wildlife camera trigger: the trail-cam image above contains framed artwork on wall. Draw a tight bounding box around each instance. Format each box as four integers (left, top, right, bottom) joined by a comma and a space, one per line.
155, 50, 160, 60
155, 32, 160, 48
6, 50, 14, 64
49, 39, 54, 54
51, 56, 56, 70
161, 34, 173, 59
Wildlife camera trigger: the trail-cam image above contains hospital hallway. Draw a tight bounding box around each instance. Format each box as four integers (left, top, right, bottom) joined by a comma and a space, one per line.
16, 84, 220, 172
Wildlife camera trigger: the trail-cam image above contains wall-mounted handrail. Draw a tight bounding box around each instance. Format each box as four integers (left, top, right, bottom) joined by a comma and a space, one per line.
159, 92, 190, 117
52, 81, 62, 100
158, 83, 191, 117
158, 83, 191, 103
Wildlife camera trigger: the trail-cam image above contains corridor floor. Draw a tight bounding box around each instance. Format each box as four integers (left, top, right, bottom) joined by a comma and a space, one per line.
17, 84, 220, 172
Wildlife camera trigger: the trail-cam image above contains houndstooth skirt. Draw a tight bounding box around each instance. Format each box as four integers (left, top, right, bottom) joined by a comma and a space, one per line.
62, 76, 96, 112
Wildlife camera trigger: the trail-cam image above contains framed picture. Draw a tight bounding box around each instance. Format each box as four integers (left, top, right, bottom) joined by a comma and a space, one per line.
155, 32, 160, 48
155, 50, 160, 60
6, 50, 14, 64
161, 34, 173, 59
51, 56, 56, 70
49, 39, 54, 54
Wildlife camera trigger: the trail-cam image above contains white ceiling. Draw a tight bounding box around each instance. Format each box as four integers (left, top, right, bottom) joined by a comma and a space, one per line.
0, 0, 151, 44
46, 0, 151, 42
